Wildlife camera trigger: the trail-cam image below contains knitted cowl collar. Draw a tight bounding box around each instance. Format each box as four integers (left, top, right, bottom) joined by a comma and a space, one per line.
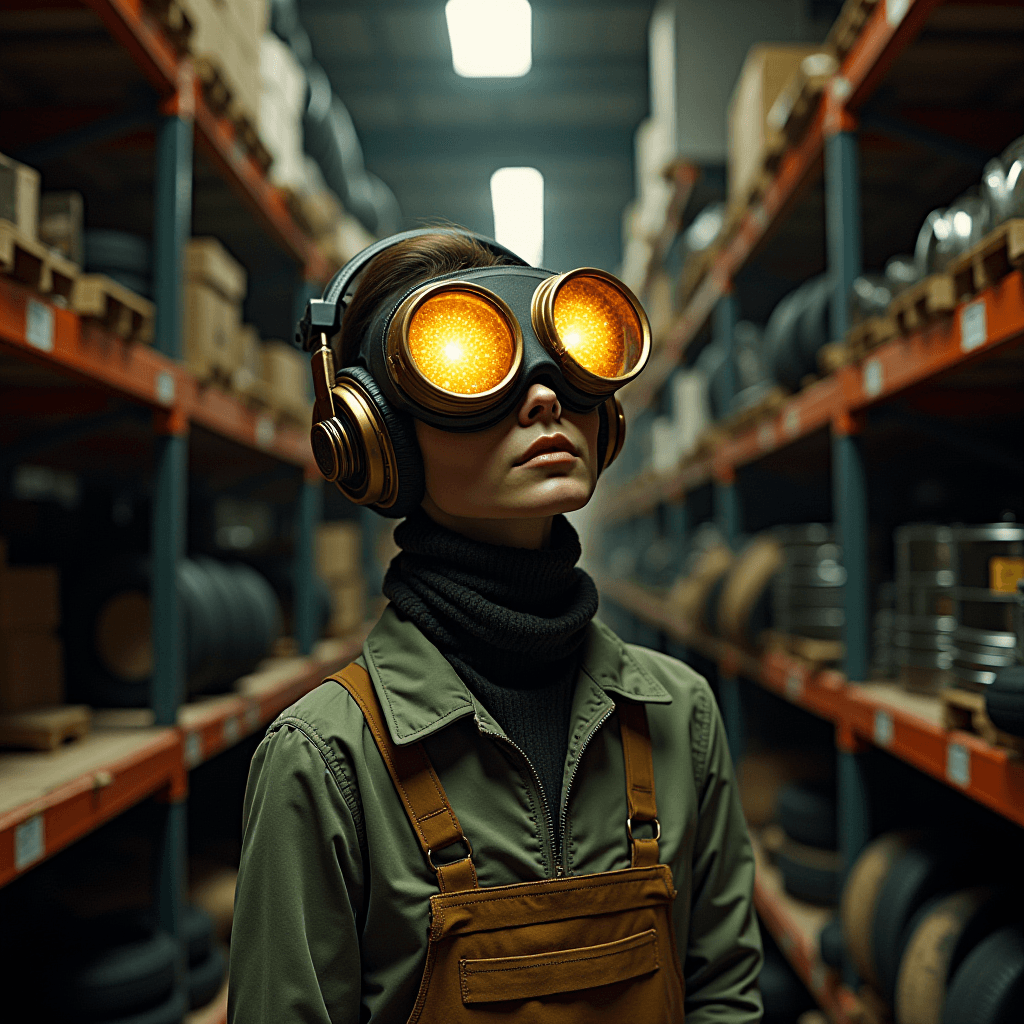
381, 508, 599, 691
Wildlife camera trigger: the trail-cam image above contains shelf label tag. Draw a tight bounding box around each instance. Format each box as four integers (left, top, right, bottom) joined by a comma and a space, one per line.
887, 0, 911, 27
757, 422, 774, 450
156, 371, 175, 404
245, 703, 261, 732
15, 814, 44, 870
223, 716, 240, 745
185, 731, 202, 768
26, 299, 54, 352
874, 710, 894, 747
810, 962, 826, 992
255, 416, 275, 448
960, 300, 987, 353
783, 407, 800, 437
946, 742, 970, 788
785, 671, 803, 701
863, 358, 883, 397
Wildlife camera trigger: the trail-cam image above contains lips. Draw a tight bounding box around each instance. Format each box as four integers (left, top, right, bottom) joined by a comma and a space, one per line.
515, 433, 579, 466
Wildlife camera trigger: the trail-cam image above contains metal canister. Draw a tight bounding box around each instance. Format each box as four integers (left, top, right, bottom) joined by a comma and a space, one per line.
771, 525, 845, 642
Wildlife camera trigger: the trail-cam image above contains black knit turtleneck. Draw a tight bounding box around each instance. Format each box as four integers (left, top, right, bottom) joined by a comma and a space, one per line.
382, 509, 599, 838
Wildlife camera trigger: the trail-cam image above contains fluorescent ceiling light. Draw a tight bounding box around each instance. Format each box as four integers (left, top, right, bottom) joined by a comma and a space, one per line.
491, 166, 543, 267
445, 0, 532, 78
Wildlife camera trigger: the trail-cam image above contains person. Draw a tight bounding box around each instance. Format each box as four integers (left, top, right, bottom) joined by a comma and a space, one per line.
228, 229, 763, 1023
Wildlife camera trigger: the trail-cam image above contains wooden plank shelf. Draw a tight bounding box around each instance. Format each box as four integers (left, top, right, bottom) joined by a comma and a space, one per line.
599, 578, 1024, 830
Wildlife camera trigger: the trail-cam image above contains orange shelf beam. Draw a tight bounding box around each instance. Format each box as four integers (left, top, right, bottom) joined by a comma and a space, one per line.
599, 579, 1024, 830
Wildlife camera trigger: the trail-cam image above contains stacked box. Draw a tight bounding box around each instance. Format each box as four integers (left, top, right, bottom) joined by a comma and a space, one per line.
317, 522, 365, 637
38, 191, 84, 266
260, 340, 311, 423
259, 33, 305, 190
727, 44, 822, 212
0, 542, 64, 711
233, 322, 267, 401
185, 237, 247, 381
0, 151, 41, 238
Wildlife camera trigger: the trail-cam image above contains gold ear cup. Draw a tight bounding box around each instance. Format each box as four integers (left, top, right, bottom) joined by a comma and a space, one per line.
602, 395, 627, 471
310, 378, 401, 508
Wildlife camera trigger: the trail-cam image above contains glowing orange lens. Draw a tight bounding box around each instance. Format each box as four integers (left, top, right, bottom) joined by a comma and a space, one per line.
552, 276, 643, 379
407, 291, 515, 395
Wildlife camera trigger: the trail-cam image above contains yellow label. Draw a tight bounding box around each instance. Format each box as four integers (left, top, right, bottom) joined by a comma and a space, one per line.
990, 557, 1024, 593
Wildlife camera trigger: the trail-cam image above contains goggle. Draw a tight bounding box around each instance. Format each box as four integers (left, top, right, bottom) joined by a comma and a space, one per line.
374, 266, 650, 427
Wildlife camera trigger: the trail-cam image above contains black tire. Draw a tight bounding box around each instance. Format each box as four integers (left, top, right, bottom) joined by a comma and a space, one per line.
103, 986, 188, 1024
942, 925, 1024, 1024
188, 942, 227, 1010
778, 779, 838, 850
195, 557, 249, 687
819, 917, 844, 970
84, 230, 152, 275
871, 836, 966, 1006
759, 941, 816, 1023
797, 275, 831, 368
776, 842, 841, 906
58, 927, 176, 1019
987, 665, 1024, 737
184, 904, 213, 968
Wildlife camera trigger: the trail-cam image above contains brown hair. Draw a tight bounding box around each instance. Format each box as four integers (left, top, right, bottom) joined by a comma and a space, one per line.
337, 232, 514, 368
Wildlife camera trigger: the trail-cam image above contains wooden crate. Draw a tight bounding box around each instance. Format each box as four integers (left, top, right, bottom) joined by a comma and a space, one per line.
845, 314, 898, 357
941, 687, 1024, 755
888, 273, 956, 334
0, 705, 91, 751
0, 219, 78, 300
817, 339, 856, 374
72, 274, 155, 343
948, 218, 1024, 301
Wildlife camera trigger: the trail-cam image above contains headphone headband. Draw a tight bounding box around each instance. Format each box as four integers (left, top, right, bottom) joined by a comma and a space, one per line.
296, 228, 529, 352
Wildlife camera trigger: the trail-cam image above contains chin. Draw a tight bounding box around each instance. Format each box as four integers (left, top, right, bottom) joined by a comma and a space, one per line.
507, 478, 594, 517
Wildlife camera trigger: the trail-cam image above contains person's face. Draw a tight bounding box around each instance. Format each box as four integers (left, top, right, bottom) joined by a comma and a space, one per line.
415, 382, 600, 524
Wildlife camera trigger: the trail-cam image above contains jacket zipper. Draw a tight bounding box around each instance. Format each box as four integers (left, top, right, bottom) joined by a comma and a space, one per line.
474, 718, 562, 877
558, 705, 615, 874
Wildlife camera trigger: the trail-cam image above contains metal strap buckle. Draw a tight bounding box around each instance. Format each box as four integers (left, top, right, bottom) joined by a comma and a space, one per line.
426, 835, 474, 871
626, 817, 661, 842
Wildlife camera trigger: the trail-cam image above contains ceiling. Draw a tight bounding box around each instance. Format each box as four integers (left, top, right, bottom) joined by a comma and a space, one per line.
297, 0, 657, 273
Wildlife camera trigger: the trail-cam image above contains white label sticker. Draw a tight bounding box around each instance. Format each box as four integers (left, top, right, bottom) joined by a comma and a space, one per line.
784, 407, 800, 437
887, 0, 911, 27
831, 76, 852, 101
223, 716, 240, 745
947, 742, 970, 788
874, 710, 894, 747
245, 703, 260, 732
255, 416, 275, 448
15, 815, 45, 870
785, 672, 803, 701
26, 299, 54, 352
156, 371, 175, 404
757, 422, 774, 450
960, 300, 987, 353
753, 203, 769, 231
863, 358, 883, 397
811, 961, 827, 991
185, 731, 202, 768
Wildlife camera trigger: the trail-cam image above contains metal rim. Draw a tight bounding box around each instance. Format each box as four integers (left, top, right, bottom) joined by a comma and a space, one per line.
386, 280, 524, 415
530, 267, 651, 394
332, 377, 400, 508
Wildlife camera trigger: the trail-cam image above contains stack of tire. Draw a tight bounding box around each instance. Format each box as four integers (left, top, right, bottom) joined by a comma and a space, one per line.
84, 230, 153, 298
713, 534, 782, 648
762, 274, 834, 393
842, 832, 1024, 1024
774, 779, 842, 907
872, 580, 898, 679
771, 525, 846, 644
39, 905, 225, 1023
666, 524, 733, 633
987, 578, 1024, 741
65, 557, 282, 708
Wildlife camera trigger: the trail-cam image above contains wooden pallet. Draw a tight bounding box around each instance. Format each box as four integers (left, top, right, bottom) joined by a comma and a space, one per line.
72, 274, 155, 343
888, 273, 956, 334
194, 56, 232, 117
764, 630, 845, 666
817, 340, 856, 374
0, 219, 79, 300
845, 314, 898, 357
0, 704, 92, 751
941, 687, 1024, 754
827, 0, 880, 58
141, 0, 193, 54
769, 57, 837, 150
230, 106, 274, 174
723, 385, 788, 435
949, 219, 1024, 301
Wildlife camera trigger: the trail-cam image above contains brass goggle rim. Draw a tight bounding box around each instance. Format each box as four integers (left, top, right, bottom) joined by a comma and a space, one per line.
530, 267, 652, 396
385, 281, 525, 416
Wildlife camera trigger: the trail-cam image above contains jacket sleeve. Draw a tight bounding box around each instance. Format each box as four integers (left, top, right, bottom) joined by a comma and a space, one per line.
682, 685, 764, 1023
228, 720, 365, 1024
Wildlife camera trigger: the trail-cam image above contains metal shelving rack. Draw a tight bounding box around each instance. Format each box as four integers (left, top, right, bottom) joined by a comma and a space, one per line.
598, 0, 1024, 1018
0, 3, 360, 1019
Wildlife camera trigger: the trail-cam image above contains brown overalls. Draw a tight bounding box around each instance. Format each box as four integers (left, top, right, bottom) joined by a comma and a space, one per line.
332, 664, 688, 1022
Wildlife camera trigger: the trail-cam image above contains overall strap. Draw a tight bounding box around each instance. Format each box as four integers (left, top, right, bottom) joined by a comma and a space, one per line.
618, 700, 660, 868
329, 663, 479, 893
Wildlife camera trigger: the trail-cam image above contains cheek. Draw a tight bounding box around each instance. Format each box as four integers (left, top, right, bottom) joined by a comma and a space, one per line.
414, 420, 505, 494
567, 408, 601, 480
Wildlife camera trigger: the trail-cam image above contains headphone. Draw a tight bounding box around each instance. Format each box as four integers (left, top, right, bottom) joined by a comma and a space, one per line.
296, 228, 628, 518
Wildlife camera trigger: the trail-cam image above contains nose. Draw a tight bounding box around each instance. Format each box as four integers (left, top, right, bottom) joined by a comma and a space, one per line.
518, 382, 562, 426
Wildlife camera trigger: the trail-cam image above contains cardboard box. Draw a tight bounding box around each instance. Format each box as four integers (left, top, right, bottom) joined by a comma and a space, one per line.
318, 522, 363, 582
185, 280, 241, 381
727, 44, 822, 210
0, 631, 64, 711
0, 565, 60, 630
261, 340, 310, 421
327, 581, 365, 637
186, 237, 246, 302
0, 151, 40, 239
39, 191, 84, 266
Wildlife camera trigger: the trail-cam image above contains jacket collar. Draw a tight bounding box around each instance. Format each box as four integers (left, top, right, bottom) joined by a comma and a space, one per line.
362, 604, 671, 747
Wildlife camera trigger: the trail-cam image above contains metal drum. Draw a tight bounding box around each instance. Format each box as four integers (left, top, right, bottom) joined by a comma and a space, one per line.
950, 523, 1024, 691
772, 525, 845, 642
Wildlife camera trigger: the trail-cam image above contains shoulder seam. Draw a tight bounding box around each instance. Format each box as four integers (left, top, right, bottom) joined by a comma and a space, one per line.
268, 714, 366, 848
691, 679, 714, 795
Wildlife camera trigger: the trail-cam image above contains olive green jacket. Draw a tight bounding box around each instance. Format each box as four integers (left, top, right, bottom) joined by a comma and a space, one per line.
228, 606, 763, 1023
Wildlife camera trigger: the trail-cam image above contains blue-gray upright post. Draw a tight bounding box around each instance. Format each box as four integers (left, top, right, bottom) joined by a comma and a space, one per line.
295, 475, 323, 655
825, 127, 862, 343
713, 292, 739, 412
151, 101, 193, 1003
